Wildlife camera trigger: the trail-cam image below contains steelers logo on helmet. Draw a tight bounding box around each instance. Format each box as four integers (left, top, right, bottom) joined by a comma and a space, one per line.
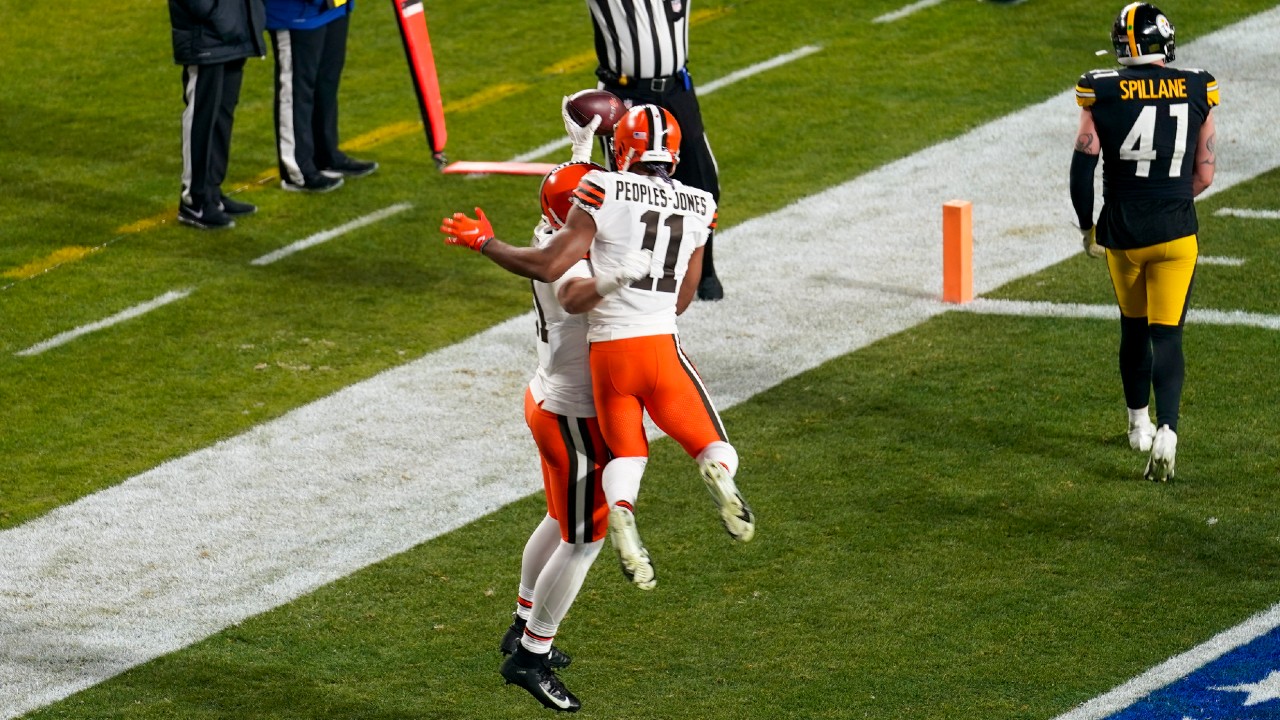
1111, 2, 1176, 66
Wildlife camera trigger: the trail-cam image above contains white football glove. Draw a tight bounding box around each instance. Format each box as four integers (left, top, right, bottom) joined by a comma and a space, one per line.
562, 96, 602, 163
1080, 225, 1106, 259
595, 248, 653, 297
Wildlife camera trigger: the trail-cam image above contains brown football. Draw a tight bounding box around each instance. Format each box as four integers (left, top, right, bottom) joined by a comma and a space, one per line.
566, 89, 626, 136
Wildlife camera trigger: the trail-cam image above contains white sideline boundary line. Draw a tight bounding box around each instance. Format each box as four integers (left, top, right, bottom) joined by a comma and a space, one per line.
1215, 207, 1280, 220
958, 298, 1280, 331
14, 289, 193, 357
1050, 603, 1280, 720
250, 202, 413, 266
2, 8, 1280, 720
511, 46, 823, 164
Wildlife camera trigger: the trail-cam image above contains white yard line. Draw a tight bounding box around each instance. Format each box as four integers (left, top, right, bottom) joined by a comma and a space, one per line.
873, 0, 947, 24
249, 202, 413, 266
1215, 207, 1280, 220
14, 289, 193, 357
15, 205, 412, 358
511, 46, 822, 164
960, 298, 1280, 331
1199, 255, 1246, 266
2, 8, 1279, 719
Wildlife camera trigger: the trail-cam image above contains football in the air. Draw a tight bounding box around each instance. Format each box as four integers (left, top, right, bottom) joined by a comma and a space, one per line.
566, 89, 625, 136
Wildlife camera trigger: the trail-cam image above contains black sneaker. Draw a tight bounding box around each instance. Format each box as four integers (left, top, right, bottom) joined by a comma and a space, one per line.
500, 647, 581, 713
178, 201, 234, 230
697, 274, 724, 301
321, 157, 378, 179
218, 194, 257, 216
500, 616, 572, 669
281, 174, 344, 193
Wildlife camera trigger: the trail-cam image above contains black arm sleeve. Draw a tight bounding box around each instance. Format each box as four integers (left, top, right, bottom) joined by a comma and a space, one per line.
1069, 150, 1100, 229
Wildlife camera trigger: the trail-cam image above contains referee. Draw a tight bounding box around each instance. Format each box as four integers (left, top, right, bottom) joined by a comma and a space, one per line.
586, 0, 724, 301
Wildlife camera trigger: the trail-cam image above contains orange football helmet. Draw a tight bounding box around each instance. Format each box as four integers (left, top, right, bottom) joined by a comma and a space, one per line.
539, 161, 602, 229
612, 104, 681, 173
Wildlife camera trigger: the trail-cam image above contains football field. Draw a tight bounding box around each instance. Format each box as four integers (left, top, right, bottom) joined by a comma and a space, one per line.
3, 1, 1280, 718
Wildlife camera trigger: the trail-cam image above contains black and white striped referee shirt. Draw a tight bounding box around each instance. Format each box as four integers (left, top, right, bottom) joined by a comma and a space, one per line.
587, 0, 690, 79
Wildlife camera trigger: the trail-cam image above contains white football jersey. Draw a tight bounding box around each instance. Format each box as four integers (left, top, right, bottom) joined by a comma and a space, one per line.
571, 168, 716, 342
527, 220, 596, 418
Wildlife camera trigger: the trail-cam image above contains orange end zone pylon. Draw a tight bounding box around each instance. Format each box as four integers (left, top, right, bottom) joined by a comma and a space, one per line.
942, 200, 973, 304
394, 0, 448, 168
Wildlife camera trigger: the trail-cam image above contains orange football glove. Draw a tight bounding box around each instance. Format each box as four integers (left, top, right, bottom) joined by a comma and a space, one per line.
441, 207, 494, 252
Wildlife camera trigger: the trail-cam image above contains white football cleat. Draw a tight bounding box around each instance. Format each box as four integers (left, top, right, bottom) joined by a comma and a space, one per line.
700, 460, 755, 543
1144, 425, 1177, 482
1128, 415, 1156, 452
608, 505, 656, 590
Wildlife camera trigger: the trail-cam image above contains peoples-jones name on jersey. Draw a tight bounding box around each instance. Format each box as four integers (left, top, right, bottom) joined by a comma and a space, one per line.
615, 179, 708, 215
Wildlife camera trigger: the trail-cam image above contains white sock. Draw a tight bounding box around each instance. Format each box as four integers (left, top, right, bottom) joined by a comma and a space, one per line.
696, 440, 739, 476
515, 515, 561, 620
603, 456, 647, 510
1128, 406, 1152, 427
522, 539, 604, 654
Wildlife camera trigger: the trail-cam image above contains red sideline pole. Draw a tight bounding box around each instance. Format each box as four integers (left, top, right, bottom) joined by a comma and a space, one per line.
393, 0, 448, 168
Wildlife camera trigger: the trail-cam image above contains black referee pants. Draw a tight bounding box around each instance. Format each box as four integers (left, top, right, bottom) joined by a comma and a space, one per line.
600, 82, 720, 202
180, 58, 246, 210
599, 80, 721, 280
271, 14, 350, 185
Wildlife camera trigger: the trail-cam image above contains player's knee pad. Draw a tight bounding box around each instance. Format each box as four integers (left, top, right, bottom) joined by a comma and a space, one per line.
696, 441, 738, 476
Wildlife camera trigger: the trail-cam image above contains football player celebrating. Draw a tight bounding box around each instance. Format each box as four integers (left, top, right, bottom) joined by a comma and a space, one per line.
486, 102, 653, 713
1070, 3, 1218, 481
442, 105, 754, 597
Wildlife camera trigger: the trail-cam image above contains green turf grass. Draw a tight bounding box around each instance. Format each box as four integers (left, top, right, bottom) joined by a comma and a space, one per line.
5, 0, 1280, 717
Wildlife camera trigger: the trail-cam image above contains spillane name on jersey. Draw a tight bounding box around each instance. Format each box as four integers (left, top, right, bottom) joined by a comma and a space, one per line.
571, 169, 717, 342
1075, 64, 1219, 202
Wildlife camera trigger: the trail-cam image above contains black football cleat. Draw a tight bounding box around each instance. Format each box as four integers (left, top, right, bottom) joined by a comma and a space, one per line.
500, 616, 572, 668
500, 647, 581, 713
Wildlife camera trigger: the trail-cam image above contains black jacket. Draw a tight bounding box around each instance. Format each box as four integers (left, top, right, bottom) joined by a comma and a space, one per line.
169, 0, 267, 66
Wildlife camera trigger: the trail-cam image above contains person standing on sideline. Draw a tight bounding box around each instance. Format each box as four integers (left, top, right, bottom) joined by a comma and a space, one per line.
1071, 2, 1217, 481
168, 0, 266, 230
265, 0, 377, 193
585, 0, 725, 301
442, 105, 755, 598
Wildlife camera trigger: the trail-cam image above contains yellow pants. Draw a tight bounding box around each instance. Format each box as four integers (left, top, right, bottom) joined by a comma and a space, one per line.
1106, 234, 1198, 325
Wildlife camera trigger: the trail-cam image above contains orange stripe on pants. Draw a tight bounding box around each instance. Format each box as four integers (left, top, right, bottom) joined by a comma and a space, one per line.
589, 334, 727, 460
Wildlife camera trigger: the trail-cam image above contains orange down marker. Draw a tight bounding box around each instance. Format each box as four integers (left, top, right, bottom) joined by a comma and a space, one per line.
942, 200, 973, 304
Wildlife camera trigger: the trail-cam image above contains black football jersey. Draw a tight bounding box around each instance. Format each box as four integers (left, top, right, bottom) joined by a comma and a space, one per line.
1076, 64, 1219, 248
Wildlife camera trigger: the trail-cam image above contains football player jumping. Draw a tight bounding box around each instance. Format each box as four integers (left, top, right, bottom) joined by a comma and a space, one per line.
443, 104, 754, 590
1070, 2, 1217, 482
480, 101, 651, 713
